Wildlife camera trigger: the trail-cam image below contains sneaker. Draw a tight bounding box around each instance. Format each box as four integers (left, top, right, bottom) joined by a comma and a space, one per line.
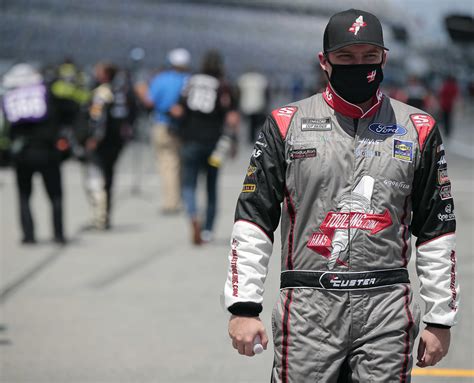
21, 237, 36, 245
201, 230, 213, 243
54, 236, 67, 245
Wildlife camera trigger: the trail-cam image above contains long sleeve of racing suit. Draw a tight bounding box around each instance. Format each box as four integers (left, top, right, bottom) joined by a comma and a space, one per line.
412, 125, 459, 327
224, 116, 286, 317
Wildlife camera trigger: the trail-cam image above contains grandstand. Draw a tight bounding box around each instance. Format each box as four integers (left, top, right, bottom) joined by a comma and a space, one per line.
1, 0, 471, 85
1, 1, 406, 76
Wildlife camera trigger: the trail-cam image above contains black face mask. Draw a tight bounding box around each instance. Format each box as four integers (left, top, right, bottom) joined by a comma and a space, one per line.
327, 59, 384, 104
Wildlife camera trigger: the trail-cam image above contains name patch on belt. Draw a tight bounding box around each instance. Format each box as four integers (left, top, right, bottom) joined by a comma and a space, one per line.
320, 273, 378, 289
290, 148, 317, 160
301, 117, 332, 131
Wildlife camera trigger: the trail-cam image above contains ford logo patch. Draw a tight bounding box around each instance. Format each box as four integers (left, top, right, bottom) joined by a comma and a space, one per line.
368, 123, 407, 136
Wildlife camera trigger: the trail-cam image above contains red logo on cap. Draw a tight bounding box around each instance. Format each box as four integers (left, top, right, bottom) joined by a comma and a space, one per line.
349, 16, 367, 35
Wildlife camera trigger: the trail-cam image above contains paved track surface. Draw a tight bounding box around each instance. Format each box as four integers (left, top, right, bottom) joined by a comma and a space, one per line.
0, 115, 472, 382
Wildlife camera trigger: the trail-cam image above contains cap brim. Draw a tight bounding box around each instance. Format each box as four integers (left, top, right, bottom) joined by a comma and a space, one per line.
325, 41, 389, 53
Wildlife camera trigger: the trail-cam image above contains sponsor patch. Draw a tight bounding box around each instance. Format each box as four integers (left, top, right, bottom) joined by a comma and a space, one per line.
231, 238, 239, 297
290, 148, 317, 160
307, 209, 392, 260
246, 165, 257, 177
252, 148, 262, 158
368, 123, 407, 136
449, 250, 458, 311
393, 139, 413, 162
359, 138, 383, 144
437, 155, 447, 166
242, 184, 256, 193
438, 168, 450, 185
440, 184, 452, 200
306, 175, 392, 269
410, 114, 435, 130
355, 148, 381, 158
301, 117, 332, 131
383, 179, 410, 190
438, 204, 455, 221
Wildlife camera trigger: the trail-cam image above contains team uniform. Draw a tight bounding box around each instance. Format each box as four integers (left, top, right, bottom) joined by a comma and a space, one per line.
2, 66, 65, 243
224, 84, 459, 382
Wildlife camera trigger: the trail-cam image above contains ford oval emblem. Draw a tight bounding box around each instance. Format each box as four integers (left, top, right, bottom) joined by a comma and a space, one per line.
368, 123, 407, 136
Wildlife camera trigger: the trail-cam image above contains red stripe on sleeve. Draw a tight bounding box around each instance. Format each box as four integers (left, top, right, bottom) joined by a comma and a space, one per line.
271, 106, 298, 140
410, 113, 435, 151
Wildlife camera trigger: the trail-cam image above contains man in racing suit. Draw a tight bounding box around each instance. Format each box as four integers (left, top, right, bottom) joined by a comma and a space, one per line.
224, 9, 459, 383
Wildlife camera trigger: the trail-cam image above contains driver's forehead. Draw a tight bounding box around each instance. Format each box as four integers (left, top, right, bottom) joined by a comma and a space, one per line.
331, 44, 383, 55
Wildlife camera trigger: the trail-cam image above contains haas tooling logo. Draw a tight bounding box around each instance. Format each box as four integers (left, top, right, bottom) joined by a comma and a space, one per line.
307, 176, 392, 269
348, 15, 367, 35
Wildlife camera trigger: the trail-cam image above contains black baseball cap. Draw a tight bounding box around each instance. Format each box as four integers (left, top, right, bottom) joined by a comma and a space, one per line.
323, 9, 389, 53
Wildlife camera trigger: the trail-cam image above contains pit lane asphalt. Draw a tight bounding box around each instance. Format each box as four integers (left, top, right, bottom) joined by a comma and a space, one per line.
0, 122, 472, 382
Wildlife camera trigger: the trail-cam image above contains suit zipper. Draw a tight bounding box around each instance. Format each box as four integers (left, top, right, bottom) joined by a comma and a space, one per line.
348, 118, 359, 264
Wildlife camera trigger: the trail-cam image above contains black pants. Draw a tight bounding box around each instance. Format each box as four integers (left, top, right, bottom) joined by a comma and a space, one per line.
95, 145, 122, 225
15, 148, 63, 241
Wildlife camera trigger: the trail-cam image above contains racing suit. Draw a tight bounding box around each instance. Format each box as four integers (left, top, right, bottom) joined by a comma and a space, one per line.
224, 84, 459, 382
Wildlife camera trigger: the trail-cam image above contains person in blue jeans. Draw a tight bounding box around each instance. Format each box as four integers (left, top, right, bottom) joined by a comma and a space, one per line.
172, 50, 239, 244
181, 143, 219, 244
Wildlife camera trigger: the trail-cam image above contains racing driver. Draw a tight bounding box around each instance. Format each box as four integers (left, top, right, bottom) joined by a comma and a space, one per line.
223, 8, 459, 383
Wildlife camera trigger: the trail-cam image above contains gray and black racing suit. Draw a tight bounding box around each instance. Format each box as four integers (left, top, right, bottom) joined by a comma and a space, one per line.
224, 84, 459, 382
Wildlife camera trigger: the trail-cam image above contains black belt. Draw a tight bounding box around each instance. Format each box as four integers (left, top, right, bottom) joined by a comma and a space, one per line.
280, 268, 409, 290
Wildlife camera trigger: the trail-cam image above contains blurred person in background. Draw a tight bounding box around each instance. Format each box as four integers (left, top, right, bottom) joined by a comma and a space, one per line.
133, 68, 155, 115
405, 74, 428, 110
51, 58, 91, 160
172, 50, 239, 245
2, 63, 65, 244
148, 48, 191, 215
51, 58, 91, 128
237, 69, 269, 144
84, 62, 134, 230
438, 75, 459, 138
0, 96, 11, 166
224, 9, 459, 382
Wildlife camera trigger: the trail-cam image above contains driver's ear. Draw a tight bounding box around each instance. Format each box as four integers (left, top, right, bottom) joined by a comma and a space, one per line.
319, 52, 329, 71
381, 51, 388, 68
